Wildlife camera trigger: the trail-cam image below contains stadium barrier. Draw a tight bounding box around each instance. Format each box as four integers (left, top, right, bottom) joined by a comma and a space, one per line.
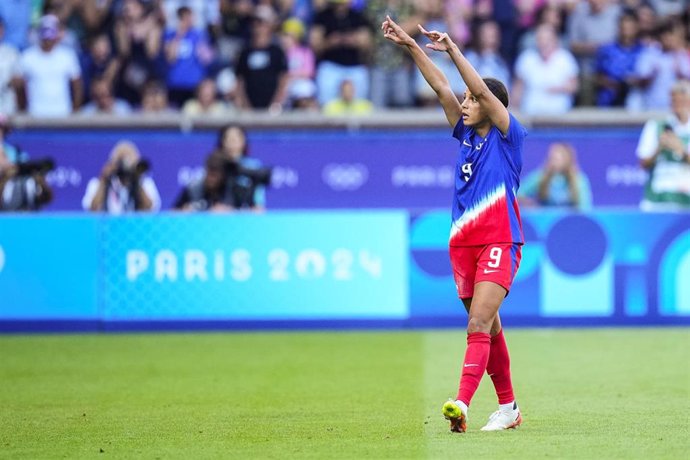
0, 211, 688, 332
9, 109, 655, 211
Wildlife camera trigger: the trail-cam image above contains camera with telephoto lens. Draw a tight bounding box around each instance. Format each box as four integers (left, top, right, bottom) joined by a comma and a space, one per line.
16, 157, 55, 176
223, 160, 272, 186
115, 158, 150, 181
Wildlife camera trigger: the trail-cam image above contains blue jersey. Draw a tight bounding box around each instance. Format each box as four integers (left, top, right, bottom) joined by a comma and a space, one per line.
450, 113, 526, 246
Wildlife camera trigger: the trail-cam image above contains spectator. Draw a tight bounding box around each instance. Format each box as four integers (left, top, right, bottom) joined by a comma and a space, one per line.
79, 76, 132, 115
444, 0, 477, 52
323, 79, 374, 115
13, 14, 83, 117
162, 0, 221, 35
634, 19, 690, 110
182, 77, 232, 115
113, 0, 163, 105
217, 0, 254, 66
0, 0, 33, 50
289, 79, 320, 111
519, 142, 593, 210
465, 20, 512, 93
235, 5, 288, 111
566, 0, 621, 106
512, 24, 579, 115
365, 0, 419, 108
279, 17, 317, 109
174, 153, 234, 212
82, 140, 161, 214
635, 80, 690, 211
517, 3, 568, 53
214, 124, 268, 210
0, 114, 53, 211
310, 0, 372, 106
635, 2, 659, 46
80, 34, 122, 104
594, 10, 644, 107
138, 79, 174, 113
215, 66, 238, 106
42, 0, 112, 49
163, 6, 214, 108
0, 17, 19, 115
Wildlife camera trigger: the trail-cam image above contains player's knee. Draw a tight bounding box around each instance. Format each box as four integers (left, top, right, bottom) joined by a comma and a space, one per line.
467, 315, 492, 333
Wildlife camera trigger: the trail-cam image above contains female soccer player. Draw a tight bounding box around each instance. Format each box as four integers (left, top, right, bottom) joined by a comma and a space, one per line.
382, 16, 525, 433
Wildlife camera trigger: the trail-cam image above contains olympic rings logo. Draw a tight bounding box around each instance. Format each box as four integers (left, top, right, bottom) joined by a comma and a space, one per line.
322, 163, 369, 191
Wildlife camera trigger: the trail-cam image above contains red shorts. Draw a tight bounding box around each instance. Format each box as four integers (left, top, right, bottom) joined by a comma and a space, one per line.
449, 243, 522, 299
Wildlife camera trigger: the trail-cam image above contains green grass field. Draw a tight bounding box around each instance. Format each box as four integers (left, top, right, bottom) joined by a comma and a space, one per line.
1, 328, 688, 459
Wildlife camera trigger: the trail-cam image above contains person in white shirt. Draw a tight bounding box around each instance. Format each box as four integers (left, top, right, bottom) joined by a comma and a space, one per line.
12, 14, 83, 117
512, 24, 579, 115
82, 140, 161, 214
635, 80, 690, 211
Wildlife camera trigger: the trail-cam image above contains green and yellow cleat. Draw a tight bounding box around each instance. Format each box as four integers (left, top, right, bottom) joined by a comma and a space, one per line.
442, 400, 468, 433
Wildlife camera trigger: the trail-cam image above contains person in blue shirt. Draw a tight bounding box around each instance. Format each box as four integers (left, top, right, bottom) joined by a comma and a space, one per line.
383, 15, 525, 433
519, 142, 593, 210
594, 10, 644, 107
163, 6, 214, 107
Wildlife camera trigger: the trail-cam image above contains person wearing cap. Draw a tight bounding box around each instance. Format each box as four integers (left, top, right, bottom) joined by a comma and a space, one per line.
279, 16, 317, 110
12, 14, 83, 117
635, 80, 690, 211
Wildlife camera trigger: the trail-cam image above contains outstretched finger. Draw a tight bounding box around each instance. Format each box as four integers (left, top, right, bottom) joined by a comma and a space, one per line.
417, 24, 429, 35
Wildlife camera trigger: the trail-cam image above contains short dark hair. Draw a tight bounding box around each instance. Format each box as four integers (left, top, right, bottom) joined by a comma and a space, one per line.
484, 78, 509, 107
177, 6, 192, 19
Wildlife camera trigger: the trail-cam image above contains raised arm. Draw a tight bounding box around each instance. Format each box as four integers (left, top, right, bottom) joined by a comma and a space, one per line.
418, 26, 510, 135
382, 16, 461, 127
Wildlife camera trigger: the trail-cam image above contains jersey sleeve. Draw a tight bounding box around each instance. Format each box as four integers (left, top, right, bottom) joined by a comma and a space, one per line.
452, 118, 465, 141
504, 113, 527, 148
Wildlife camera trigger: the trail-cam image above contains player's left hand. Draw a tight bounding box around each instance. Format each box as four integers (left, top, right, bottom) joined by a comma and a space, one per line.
418, 25, 453, 52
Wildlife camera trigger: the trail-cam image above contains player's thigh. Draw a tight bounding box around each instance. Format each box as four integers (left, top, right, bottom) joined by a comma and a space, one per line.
449, 245, 481, 300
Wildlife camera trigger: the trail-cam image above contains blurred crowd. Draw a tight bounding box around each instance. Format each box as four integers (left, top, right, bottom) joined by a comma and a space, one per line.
0, 0, 689, 118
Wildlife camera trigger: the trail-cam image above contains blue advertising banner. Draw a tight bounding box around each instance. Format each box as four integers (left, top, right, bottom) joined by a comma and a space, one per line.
101, 212, 409, 320
10, 127, 645, 212
0, 215, 99, 319
409, 210, 690, 324
1, 211, 688, 331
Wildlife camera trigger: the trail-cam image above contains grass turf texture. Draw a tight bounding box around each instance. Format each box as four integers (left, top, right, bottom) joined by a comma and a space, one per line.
0, 328, 688, 459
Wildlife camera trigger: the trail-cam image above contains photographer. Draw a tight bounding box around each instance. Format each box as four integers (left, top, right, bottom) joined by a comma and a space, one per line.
174, 153, 234, 212
0, 115, 53, 211
215, 124, 271, 210
82, 140, 160, 214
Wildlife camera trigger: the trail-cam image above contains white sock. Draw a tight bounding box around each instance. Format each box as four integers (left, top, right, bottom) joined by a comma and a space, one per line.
499, 401, 517, 412
454, 400, 468, 415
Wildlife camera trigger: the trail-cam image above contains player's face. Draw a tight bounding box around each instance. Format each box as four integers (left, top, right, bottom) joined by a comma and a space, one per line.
460, 90, 488, 127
